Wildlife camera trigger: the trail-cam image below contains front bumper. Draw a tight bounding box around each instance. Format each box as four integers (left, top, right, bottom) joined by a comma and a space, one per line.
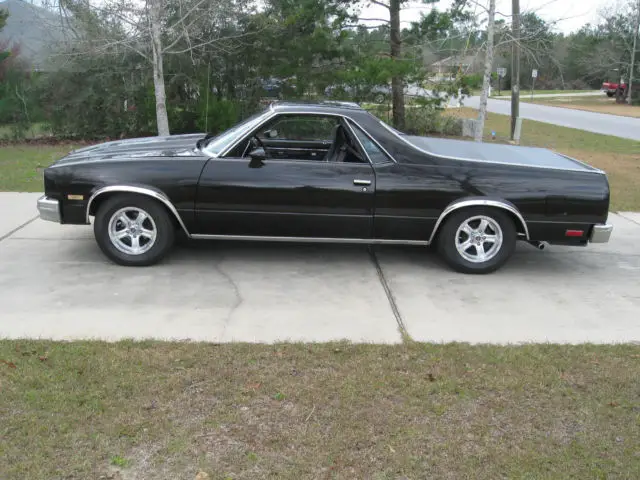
37, 195, 61, 223
590, 223, 613, 243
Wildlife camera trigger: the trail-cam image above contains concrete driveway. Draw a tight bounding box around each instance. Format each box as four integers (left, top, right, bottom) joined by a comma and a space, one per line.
1, 192, 639, 344
462, 96, 640, 141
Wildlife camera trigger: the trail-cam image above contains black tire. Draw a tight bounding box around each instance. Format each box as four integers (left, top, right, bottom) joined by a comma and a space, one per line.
437, 207, 517, 274
93, 194, 175, 266
606, 91, 615, 98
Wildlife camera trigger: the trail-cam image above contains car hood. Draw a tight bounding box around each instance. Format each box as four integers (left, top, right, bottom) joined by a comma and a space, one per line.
52, 133, 207, 166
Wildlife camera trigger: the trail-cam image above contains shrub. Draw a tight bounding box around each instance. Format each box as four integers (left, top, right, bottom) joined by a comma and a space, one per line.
404, 102, 462, 137
196, 97, 239, 134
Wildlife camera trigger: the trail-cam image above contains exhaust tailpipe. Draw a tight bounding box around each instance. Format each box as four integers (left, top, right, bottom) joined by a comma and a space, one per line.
528, 241, 548, 251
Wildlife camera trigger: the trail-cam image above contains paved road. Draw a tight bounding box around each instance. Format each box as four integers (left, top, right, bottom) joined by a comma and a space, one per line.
1, 193, 639, 344
492, 91, 603, 99
461, 96, 640, 141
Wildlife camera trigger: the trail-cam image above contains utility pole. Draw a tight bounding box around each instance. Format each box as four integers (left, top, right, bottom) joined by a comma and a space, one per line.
628, 0, 640, 105
510, 0, 520, 140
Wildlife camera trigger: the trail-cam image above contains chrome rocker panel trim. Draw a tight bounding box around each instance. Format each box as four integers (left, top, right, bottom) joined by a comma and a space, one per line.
190, 234, 429, 245
86, 185, 190, 236
37, 195, 61, 223
590, 223, 613, 243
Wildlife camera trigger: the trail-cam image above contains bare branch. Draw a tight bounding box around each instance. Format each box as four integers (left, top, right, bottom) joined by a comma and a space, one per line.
357, 18, 391, 23
369, 0, 391, 10
164, 28, 264, 55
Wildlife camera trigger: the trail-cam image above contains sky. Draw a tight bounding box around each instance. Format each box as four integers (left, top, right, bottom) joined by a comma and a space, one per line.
359, 0, 614, 34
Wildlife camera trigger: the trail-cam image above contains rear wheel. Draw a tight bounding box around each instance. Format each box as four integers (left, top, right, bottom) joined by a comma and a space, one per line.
606, 91, 615, 98
94, 194, 175, 266
437, 207, 517, 274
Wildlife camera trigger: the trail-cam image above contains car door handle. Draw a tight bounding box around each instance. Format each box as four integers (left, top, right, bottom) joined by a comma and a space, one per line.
353, 179, 371, 186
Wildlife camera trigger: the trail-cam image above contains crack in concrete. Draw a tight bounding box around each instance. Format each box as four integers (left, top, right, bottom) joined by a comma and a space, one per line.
368, 246, 410, 342
213, 258, 243, 341
0, 215, 39, 243
617, 212, 640, 227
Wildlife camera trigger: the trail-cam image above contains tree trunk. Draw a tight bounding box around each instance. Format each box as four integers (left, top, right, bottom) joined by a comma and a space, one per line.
510, 0, 520, 140
389, 0, 404, 130
475, 0, 496, 142
149, 0, 170, 136
627, 0, 640, 105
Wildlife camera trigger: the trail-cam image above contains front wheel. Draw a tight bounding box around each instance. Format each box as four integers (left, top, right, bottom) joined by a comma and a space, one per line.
437, 207, 517, 274
94, 194, 175, 266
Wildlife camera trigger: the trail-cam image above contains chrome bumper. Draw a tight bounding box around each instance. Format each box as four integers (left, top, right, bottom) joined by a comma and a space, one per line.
590, 223, 613, 243
37, 195, 61, 223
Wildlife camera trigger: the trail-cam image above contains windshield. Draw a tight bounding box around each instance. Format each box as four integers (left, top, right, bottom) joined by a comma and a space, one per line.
202, 109, 269, 156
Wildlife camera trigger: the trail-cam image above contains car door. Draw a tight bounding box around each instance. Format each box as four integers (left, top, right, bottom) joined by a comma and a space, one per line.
195, 114, 376, 239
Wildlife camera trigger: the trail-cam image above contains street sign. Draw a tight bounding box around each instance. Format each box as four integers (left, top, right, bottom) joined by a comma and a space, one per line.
496, 68, 507, 95
531, 70, 538, 100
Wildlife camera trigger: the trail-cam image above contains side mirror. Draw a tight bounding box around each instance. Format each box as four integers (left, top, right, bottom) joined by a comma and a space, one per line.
248, 147, 266, 161
248, 147, 266, 168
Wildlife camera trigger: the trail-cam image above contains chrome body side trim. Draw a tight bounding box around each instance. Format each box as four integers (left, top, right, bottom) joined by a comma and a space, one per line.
557, 153, 605, 173
37, 195, 61, 223
190, 233, 430, 246
590, 223, 613, 243
86, 185, 190, 236
428, 199, 530, 243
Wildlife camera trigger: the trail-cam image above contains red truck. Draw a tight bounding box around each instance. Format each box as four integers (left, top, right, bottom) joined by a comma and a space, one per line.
601, 80, 639, 98
601, 81, 626, 97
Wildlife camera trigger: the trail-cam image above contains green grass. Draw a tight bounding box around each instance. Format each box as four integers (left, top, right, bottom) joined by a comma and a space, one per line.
1, 341, 638, 479
0, 144, 77, 192
447, 108, 640, 211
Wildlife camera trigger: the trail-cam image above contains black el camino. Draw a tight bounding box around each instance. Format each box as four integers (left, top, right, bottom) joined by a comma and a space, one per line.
37, 101, 613, 274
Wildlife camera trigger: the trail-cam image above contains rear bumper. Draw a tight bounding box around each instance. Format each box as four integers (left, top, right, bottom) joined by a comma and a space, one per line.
37, 195, 61, 223
590, 223, 613, 243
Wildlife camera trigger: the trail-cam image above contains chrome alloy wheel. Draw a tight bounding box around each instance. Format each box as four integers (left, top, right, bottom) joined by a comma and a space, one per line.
455, 215, 503, 263
107, 207, 157, 255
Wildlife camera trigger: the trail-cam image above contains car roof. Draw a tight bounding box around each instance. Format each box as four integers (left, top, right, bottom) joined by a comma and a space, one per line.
269, 101, 364, 115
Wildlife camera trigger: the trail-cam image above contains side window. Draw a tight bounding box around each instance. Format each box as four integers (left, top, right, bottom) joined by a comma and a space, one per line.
258, 115, 337, 141
348, 121, 393, 165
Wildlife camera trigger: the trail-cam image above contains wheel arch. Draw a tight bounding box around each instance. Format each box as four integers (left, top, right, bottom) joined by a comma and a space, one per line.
86, 185, 190, 236
429, 198, 529, 244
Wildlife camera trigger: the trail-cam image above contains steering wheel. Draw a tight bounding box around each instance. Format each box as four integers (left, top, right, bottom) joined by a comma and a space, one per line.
252, 135, 271, 158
